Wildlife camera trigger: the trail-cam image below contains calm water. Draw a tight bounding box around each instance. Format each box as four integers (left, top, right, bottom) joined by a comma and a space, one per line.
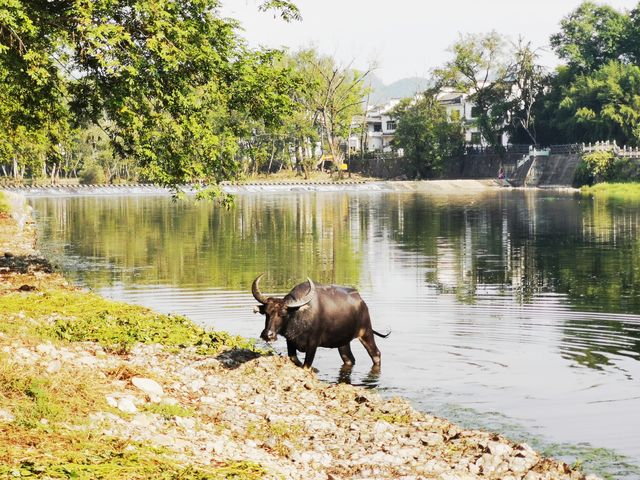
28, 189, 640, 478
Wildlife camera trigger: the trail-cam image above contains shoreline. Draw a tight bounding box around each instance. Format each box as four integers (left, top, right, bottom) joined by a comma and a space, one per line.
0, 190, 597, 479
2, 178, 580, 198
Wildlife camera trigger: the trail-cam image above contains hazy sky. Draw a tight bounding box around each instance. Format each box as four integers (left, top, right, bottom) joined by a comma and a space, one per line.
222, 0, 639, 84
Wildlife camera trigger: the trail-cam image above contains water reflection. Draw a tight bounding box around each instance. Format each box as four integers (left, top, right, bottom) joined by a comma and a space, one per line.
337, 364, 381, 388
28, 190, 640, 473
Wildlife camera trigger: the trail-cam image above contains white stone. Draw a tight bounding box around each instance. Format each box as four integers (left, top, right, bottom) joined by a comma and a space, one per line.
105, 395, 118, 408
117, 397, 138, 414
0, 409, 15, 422
188, 379, 205, 392
199, 396, 216, 405
36, 343, 56, 355
488, 441, 512, 457
174, 416, 196, 430
131, 377, 164, 397
46, 359, 62, 373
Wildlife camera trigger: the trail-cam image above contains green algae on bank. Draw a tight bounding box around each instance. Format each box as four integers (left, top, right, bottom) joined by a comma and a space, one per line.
0, 289, 261, 355
581, 182, 640, 201
0, 191, 9, 214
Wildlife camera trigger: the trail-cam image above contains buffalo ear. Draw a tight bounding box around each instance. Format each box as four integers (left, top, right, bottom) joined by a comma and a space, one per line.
254, 305, 266, 315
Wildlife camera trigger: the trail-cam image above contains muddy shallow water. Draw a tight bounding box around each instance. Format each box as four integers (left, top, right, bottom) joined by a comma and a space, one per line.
28, 188, 640, 478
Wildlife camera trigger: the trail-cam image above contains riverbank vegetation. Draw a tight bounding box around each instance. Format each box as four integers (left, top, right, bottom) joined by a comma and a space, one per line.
0, 191, 8, 214
581, 182, 640, 201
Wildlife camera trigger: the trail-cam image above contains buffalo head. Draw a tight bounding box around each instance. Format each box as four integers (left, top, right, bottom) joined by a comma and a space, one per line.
252, 274, 315, 342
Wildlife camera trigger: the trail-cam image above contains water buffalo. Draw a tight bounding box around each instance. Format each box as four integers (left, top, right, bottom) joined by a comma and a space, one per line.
251, 274, 388, 369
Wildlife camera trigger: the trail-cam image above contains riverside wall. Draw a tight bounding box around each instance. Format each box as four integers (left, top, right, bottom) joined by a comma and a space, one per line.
447, 152, 583, 187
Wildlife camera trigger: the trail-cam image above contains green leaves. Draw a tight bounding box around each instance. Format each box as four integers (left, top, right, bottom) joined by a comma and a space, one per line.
0, 0, 302, 187
550, 1, 630, 74
392, 93, 464, 178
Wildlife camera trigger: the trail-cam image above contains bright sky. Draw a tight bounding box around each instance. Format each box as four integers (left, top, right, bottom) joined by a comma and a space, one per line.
222, 0, 639, 84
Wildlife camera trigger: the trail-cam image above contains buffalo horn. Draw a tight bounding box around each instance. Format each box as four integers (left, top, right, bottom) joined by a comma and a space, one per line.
251, 274, 269, 304
285, 277, 316, 308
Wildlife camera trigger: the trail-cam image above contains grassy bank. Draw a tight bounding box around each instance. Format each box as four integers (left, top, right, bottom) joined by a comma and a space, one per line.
0, 199, 268, 478
581, 182, 640, 201
0, 191, 9, 214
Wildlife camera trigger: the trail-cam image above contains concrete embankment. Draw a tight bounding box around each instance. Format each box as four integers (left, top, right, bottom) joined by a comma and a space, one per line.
2, 179, 502, 197
0, 191, 597, 480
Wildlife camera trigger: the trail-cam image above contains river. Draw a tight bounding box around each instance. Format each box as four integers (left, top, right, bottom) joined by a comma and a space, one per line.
27, 187, 640, 479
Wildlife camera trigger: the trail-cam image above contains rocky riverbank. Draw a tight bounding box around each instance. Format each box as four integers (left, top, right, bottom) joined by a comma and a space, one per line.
0, 191, 598, 480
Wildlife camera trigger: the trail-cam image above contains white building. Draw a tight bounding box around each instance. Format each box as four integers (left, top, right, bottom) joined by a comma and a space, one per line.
436, 89, 509, 146
350, 89, 509, 153
349, 99, 400, 153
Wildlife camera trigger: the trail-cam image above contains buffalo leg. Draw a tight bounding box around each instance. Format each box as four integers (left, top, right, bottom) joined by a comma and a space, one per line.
286, 339, 302, 367
359, 331, 381, 366
338, 344, 356, 366
302, 344, 318, 369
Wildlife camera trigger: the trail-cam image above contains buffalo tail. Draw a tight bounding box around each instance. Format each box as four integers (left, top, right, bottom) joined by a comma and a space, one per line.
372, 329, 391, 338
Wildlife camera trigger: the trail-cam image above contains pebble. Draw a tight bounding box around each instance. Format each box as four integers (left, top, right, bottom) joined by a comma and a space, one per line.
0, 409, 15, 422
131, 377, 164, 397
0, 337, 601, 480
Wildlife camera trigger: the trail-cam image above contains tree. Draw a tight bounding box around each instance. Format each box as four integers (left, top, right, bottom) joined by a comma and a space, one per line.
295, 49, 369, 173
505, 39, 546, 144
392, 93, 464, 178
556, 61, 640, 145
550, 1, 630, 74
536, 2, 640, 146
434, 32, 512, 147
0, 0, 300, 193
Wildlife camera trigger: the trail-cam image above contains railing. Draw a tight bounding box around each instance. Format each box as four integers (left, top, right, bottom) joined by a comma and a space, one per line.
582, 140, 640, 158
465, 141, 640, 158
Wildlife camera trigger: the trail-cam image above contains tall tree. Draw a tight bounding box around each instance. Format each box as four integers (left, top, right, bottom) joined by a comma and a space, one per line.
295, 49, 369, 172
550, 1, 630, 74
434, 31, 512, 147
505, 39, 546, 144
392, 92, 464, 179
0, 0, 300, 192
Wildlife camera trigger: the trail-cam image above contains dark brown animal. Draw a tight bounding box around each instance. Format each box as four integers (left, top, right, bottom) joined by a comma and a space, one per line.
251, 274, 388, 369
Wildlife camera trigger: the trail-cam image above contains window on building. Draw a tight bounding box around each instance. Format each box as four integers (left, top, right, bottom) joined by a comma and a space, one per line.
450, 110, 461, 122
386, 121, 396, 131
373, 122, 382, 132
470, 132, 481, 144
470, 106, 481, 119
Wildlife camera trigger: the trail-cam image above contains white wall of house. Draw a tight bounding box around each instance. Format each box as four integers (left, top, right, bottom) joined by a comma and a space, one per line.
349, 89, 511, 153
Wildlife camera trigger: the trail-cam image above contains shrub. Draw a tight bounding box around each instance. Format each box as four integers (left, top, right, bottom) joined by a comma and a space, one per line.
582, 151, 615, 182
79, 164, 106, 184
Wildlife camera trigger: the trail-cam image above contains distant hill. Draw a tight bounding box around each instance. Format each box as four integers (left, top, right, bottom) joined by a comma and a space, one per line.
364, 74, 431, 106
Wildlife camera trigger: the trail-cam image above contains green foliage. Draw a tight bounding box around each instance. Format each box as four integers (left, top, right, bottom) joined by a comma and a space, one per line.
0, 0, 300, 189
434, 31, 511, 147
0, 352, 108, 429
0, 290, 259, 354
581, 182, 640, 201
392, 93, 464, 178
143, 403, 194, 420
79, 163, 107, 185
557, 62, 640, 145
550, 1, 631, 74
538, 3, 640, 146
0, 191, 9, 214
505, 39, 546, 144
582, 151, 616, 182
